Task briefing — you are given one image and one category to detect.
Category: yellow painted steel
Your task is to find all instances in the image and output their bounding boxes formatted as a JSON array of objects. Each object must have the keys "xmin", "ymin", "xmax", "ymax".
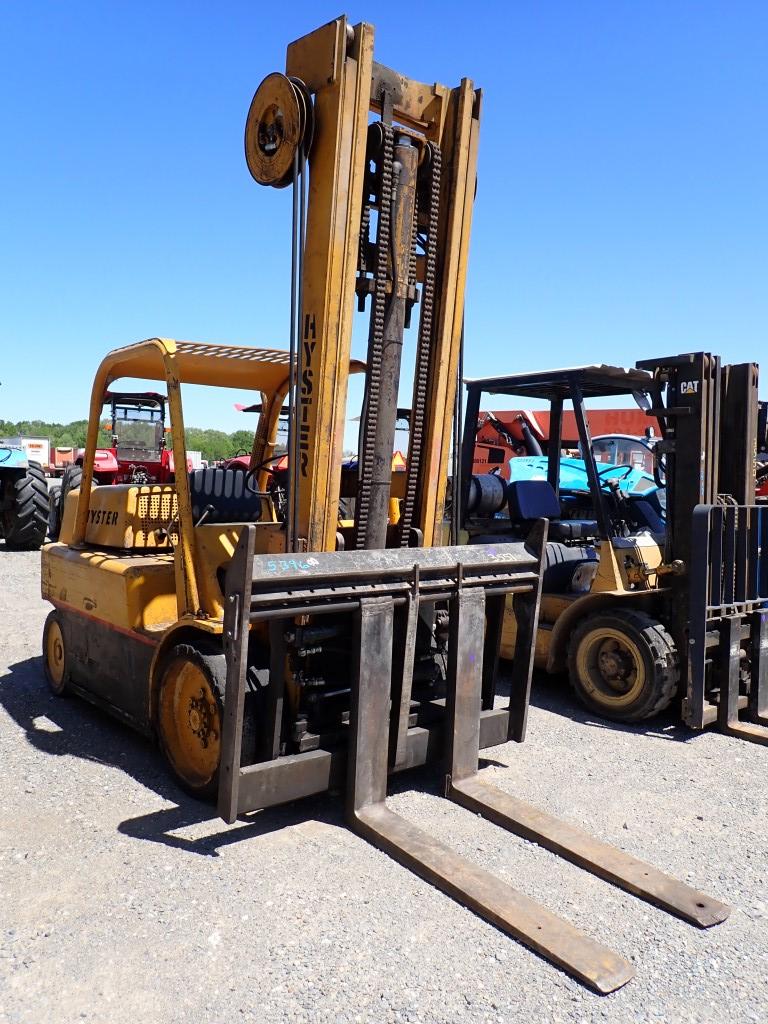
[
  {"xmin": 271, "ymin": 15, "xmax": 482, "ymax": 552},
  {"xmin": 499, "ymin": 552, "xmax": 667, "ymax": 671},
  {"xmin": 78, "ymin": 338, "xmax": 293, "ymax": 395},
  {"xmin": 71, "ymin": 337, "xmax": 296, "ymax": 617},
  {"xmin": 286, "ymin": 17, "xmax": 375, "ymax": 552},
  {"xmin": 250, "ymin": 382, "xmax": 290, "ymax": 491},
  {"xmin": 42, "ymin": 544, "xmax": 177, "ymax": 634},
  {"xmin": 589, "ymin": 541, "xmax": 626, "ymax": 593},
  {"xmin": 165, "ymin": 360, "xmax": 198, "ymax": 617},
  {"xmin": 193, "ymin": 522, "xmax": 285, "ymax": 621},
  {"xmin": 418, "ymin": 81, "xmax": 482, "ymax": 546},
  {"xmin": 60, "ymin": 484, "xmax": 178, "ymax": 549}
]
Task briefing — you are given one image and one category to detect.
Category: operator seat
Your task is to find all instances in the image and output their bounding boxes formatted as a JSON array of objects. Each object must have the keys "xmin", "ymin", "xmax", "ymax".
[
  {"xmin": 189, "ymin": 467, "xmax": 267, "ymax": 524},
  {"xmin": 507, "ymin": 479, "xmax": 599, "ymax": 541}
]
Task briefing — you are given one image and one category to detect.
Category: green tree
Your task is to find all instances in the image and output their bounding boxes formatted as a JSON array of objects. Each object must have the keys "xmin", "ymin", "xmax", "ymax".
[{"xmin": 1, "ymin": 415, "xmax": 262, "ymax": 464}]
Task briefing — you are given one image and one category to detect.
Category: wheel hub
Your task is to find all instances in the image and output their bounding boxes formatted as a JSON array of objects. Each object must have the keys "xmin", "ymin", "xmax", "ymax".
[
  {"xmin": 51, "ymin": 635, "xmax": 64, "ymax": 666},
  {"xmin": 598, "ymin": 645, "xmax": 633, "ymax": 683},
  {"xmin": 45, "ymin": 618, "xmax": 66, "ymax": 689},
  {"xmin": 187, "ymin": 688, "xmax": 217, "ymax": 748}
]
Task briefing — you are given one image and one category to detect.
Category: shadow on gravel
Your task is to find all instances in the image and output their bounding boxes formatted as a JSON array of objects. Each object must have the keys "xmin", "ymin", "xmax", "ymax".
[
  {"xmin": 0, "ymin": 654, "xmax": 429, "ymax": 859},
  {"xmin": 118, "ymin": 793, "xmax": 346, "ymax": 858},
  {"xmin": 1, "ymin": 655, "xmax": 169, "ymax": 783},
  {"xmin": 523, "ymin": 667, "xmax": 700, "ymax": 743},
  {"xmin": 0, "ymin": 653, "xmax": 700, "ymax": 866},
  {"xmin": 121, "ymin": 758, "xmax": 464, "ymax": 858}
]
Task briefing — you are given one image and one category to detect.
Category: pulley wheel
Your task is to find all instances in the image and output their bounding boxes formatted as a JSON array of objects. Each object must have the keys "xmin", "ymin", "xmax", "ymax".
[
  {"xmin": 289, "ymin": 76, "xmax": 315, "ymax": 160},
  {"xmin": 245, "ymin": 72, "xmax": 305, "ymax": 187}
]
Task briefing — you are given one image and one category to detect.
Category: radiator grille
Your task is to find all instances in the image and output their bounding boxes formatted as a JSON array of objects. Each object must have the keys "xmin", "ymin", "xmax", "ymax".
[{"xmin": 136, "ymin": 491, "xmax": 178, "ymax": 545}]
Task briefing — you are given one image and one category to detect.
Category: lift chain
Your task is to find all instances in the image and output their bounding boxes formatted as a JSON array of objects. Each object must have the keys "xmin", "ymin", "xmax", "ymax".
[
  {"xmin": 355, "ymin": 123, "xmax": 395, "ymax": 548},
  {"xmin": 358, "ymin": 201, "xmax": 371, "ymax": 275},
  {"xmin": 397, "ymin": 142, "xmax": 442, "ymax": 546}
]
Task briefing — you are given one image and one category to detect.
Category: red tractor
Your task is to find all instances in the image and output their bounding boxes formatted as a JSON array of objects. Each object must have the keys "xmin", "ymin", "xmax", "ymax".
[
  {"xmin": 83, "ymin": 392, "xmax": 183, "ymax": 484},
  {"xmin": 48, "ymin": 392, "xmax": 190, "ymax": 539}
]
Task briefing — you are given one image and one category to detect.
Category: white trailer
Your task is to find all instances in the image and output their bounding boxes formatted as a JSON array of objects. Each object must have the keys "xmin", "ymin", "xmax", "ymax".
[
  {"xmin": 4, "ymin": 436, "xmax": 51, "ymax": 474},
  {"xmin": 187, "ymin": 449, "xmax": 203, "ymax": 470}
]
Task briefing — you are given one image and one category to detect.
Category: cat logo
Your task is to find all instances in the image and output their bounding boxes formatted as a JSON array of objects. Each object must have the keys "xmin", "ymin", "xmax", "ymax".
[{"xmin": 680, "ymin": 380, "xmax": 699, "ymax": 395}]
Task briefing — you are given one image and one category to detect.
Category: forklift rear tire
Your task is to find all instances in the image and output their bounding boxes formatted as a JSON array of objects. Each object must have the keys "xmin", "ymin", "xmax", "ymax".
[
  {"xmin": 42, "ymin": 610, "xmax": 71, "ymax": 696},
  {"xmin": 156, "ymin": 642, "xmax": 257, "ymax": 801},
  {"xmin": 568, "ymin": 609, "xmax": 679, "ymax": 722}
]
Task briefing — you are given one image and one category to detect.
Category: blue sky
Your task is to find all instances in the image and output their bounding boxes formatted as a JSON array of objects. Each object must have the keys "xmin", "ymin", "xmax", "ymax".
[{"xmin": 1, "ymin": 2, "xmax": 766, "ymax": 438}]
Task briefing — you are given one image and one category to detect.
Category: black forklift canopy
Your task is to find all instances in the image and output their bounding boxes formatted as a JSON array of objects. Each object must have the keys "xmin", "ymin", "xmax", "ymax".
[
  {"xmin": 465, "ymin": 364, "xmax": 654, "ymax": 401},
  {"xmin": 461, "ymin": 364, "xmax": 658, "ymax": 543}
]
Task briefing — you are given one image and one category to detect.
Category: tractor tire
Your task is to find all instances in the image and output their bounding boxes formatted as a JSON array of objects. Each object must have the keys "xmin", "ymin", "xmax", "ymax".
[
  {"xmin": 60, "ymin": 464, "xmax": 83, "ymax": 502},
  {"xmin": 42, "ymin": 610, "xmax": 71, "ymax": 696},
  {"xmin": 568, "ymin": 608, "xmax": 679, "ymax": 722},
  {"xmin": 1, "ymin": 461, "xmax": 48, "ymax": 550},
  {"xmin": 47, "ymin": 484, "xmax": 63, "ymax": 540},
  {"xmin": 156, "ymin": 642, "xmax": 257, "ymax": 801},
  {"xmin": 48, "ymin": 465, "xmax": 87, "ymax": 541}
]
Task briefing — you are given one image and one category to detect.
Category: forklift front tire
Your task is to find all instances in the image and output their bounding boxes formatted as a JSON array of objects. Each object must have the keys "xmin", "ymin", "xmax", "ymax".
[
  {"xmin": 157, "ymin": 642, "xmax": 259, "ymax": 800},
  {"xmin": 157, "ymin": 643, "xmax": 227, "ymax": 800},
  {"xmin": 568, "ymin": 609, "xmax": 679, "ymax": 722}
]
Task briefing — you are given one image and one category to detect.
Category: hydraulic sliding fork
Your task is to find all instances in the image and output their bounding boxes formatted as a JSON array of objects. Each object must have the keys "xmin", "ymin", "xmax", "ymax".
[{"xmin": 229, "ymin": 16, "xmax": 728, "ymax": 993}]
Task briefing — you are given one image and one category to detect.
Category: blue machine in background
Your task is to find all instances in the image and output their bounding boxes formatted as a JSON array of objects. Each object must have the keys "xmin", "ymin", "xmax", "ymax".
[
  {"xmin": 0, "ymin": 441, "xmax": 48, "ymax": 550},
  {"xmin": 507, "ymin": 454, "xmax": 662, "ymax": 502}
]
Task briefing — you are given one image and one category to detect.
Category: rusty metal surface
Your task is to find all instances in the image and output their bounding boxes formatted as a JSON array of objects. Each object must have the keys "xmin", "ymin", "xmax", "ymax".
[
  {"xmin": 218, "ymin": 526, "xmax": 255, "ymax": 824},
  {"xmin": 441, "ymin": 565, "xmax": 730, "ymax": 929},
  {"xmin": 722, "ymin": 720, "xmax": 768, "ymax": 745},
  {"xmin": 505, "ymin": 519, "xmax": 548, "ymax": 741},
  {"xmin": 219, "ymin": 518, "xmax": 727, "ymax": 994},
  {"xmin": 450, "ymin": 776, "xmax": 730, "ymax": 928},
  {"xmin": 345, "ymin": 593, "xmax": 634, "ymax": 994},
  {"xmin": 229, "ymin": 708, "xmax": 510, "ymax": 817},
  {"xmin": 688, "ymin": 504, "xmax": 768, "ymax": 735},
  {"xmin": 354, "ymin": 803, "xmax": 635, "ymax": 995},
  {"xmin": 444, "ymin": 587, "xmax": 486, "ymax": 784},
  {"xmin": 389, "ymin": 585, "xmax": 420, "ymax": 770}
]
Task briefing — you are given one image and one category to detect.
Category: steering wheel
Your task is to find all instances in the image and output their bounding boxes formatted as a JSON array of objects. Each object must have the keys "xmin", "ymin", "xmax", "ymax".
[
  {"xmin": 596, "ymin": 463, "xmax": 634, "ymax": 490},
  {"xmin": 243, "ymin": 453, "xmax": 286, "ymax": 493}
]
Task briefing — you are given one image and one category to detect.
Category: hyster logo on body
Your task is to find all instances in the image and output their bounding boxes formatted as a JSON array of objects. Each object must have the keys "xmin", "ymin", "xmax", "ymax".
[
  {"xmin": 680, "ymin": 380, "xmax": 699, "ymax": 395},
  {"xmin": 88, "ymin": 508, "xmax": 119, "ymax": 526}
]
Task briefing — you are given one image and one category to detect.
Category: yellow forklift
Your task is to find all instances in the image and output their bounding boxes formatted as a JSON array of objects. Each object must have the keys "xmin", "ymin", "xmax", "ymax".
[{"xmin": 41, "ymin": 16, "xmax": 728, "ymax": 993}]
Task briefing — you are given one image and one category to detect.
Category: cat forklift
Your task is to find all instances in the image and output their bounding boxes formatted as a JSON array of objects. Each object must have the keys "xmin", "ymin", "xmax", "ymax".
[
  {"xmin": 41, "ymin": 16, "xmax": 728, "ymax": 993},
  {"xmin": 461, "ymin": 355, "xmax": 768, "ymax": 743}
]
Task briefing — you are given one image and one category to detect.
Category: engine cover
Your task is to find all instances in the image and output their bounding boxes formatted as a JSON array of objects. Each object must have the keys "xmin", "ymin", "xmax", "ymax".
[{"xmin": 60, "ymin": 484, "xmax": 178, "ymax": 549}]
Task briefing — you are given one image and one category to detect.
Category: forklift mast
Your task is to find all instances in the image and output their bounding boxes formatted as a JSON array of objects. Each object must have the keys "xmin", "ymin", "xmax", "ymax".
[
  {"xmin": 637, "ymin": 353, "xmax": 767, "ymax": 738},
  {"xmin": 245, "ymin": 18, "xmax": 478, "ymax": 555},
  {"xmin": 637, "ymin": 353, "xmax": 758, "ymax": 561}
]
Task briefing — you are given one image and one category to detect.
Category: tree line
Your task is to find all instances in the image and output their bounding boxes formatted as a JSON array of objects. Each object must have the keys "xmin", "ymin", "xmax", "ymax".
[{"xmin": 0, "ymin": 419, "xmax": 264, "ymax": 464}]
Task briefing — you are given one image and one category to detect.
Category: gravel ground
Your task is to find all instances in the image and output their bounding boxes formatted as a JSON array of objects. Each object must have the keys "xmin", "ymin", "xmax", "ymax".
[{"xmin": 1, "ymin": 546, "xmax": 766, "ymax": 1024}]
